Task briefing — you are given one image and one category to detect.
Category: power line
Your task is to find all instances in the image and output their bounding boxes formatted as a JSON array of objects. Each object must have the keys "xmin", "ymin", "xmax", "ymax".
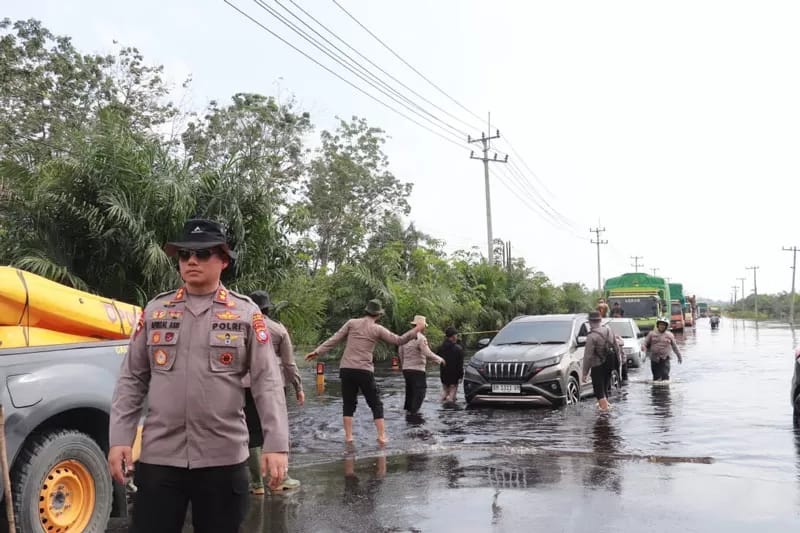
[
  {"xmin": 223, "ymin": 1, "xmax": 471, "ymax": 152},
  {"xmin": 281, "ymin": 0, "xmax": 484, "ymax": 133},
  {"xmin": 330, "ymin": 0, "xmax": 485, "ymax": 124},
  {"xmin": 249, "ymin": 0, "xmax": 470, "ymax": 142},
  {"xmin": 630, "ymin": 256, "xmax": 644, "ymax": 272}
]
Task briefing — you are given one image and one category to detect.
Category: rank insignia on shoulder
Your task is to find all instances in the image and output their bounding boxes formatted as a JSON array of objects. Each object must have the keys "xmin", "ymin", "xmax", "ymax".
[
  {"xmin": 252, "ymin": 313, "xmax": 269, "ymax": 344},
  {"xmin": 216, "ymin": 311, "xmax": 240, "ymax": 320}
]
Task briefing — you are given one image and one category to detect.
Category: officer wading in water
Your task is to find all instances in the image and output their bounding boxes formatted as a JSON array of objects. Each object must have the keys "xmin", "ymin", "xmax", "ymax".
[
  {"xmin": 244, "ymin": 290, "xmax": 303, "ymax": 494},
  {"xmin": 642, "ymin": 316, "xmax": 683, "ymax": 383},
  {"xmin": 305, "ymin": 299, "xmax": 422, "ymax": 444},
  {"xmin": 108, "ymin": 219, "xmax": 290, "ymax": 533}
]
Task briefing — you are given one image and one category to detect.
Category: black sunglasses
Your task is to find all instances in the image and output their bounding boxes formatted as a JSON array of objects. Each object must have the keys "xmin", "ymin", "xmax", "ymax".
[{"xmin": 177, "ymin": 248, "xmax": 217, "ymax": 261}]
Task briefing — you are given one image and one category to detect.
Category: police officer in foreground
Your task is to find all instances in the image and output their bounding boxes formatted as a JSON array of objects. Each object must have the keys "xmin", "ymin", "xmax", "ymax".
[
  {"xmin": 245, "ymin": 290, "xmax": 303, "ymax": 494},
  {"xmin": 108, "ymin": 219, "xmax": 289, "ymax": 533}
]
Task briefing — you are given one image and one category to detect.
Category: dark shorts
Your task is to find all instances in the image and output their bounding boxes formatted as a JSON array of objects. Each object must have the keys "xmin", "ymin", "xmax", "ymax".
[
  {"xmin": 340, "ymin": 368, "xmax": 384, "ymax": 419},
  {"xmin": 591, "ymin": 364, "xmax": 610, "ymax": 400}
]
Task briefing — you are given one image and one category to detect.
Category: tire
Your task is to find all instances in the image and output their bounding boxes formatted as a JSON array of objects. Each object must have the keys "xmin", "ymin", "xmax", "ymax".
[
  {"xmin": 565, "ymin": 375, "xmax": 580, "ymax": 405},
  {"xmin": 609, "ymin": 369, "xmax": 621, "ymax": 392},
  {"xmin": 10, "ymin": 429, "xmax": 112, "ymax": 533}
]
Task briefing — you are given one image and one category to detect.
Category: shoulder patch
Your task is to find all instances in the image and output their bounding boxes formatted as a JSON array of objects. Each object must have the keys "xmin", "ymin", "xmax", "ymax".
[
  {"xmin": 252, "ymin": 313, "xmax": 270, "ymax": 344},
  {"xmin": 153, "ymin": 288, "xmax": 178, "ymax": 300}
]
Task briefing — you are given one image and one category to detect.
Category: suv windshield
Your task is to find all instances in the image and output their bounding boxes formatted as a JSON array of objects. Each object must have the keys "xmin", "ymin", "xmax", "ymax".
[
  {"xmin": 608, "ymin": 297, "xmax": 657, "ymax": 318},
  {"xmin": 606, "ymin": 321, "xmax": 634, "ymax": 338},
  {"xmin": 492, "ymin": 320, "xmax": 573, "ymax": 345}
]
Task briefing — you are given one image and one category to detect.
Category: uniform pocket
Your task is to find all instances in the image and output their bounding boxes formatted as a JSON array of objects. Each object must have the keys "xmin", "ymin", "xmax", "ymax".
[
  {"xmin": 209, "ymin": 330, "xmax": 245, "ymax": 373},
  {"xmin": 147, "ymin": 330, "xmax": 178, "ymax": 371}
]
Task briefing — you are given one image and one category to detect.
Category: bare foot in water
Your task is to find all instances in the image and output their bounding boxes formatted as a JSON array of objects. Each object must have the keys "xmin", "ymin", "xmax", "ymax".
[{"xmin": 376, "ymin": 434, "xmax": 388, "ymax": 446}]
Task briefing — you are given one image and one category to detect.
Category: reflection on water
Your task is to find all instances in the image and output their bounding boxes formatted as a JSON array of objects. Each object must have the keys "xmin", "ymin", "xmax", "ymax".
[{"xmin": 585, "ymin": 415, "xmax": 622, "ymax": 494}]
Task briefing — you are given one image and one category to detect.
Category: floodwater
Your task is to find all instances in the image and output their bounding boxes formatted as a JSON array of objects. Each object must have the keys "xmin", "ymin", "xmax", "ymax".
[{"xmin": 109, "ymin": 318, "xmax": 800, "ymax": 532}]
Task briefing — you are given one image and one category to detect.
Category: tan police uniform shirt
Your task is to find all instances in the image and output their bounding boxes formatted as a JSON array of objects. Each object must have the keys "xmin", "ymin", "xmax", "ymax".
[
  {"xmin": 398, "ymin": 333, "xmax": 445, "ymax": 372},
  {"xmin": 314, "ymin": 316, "xmax": 417, "ymax": 372},
  {"xmin": 242, "ymin": 316, "xmax": 302, "ymax": 393},
  {"xmin": 109, "ymin": 285, "xmax": 289, "ymax": 469}
]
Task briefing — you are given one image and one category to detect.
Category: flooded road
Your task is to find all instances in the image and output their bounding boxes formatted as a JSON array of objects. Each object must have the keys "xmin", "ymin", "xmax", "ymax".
[{"xmin": 109, "ymin": 318, "xmax": 800, "ymax": 532}]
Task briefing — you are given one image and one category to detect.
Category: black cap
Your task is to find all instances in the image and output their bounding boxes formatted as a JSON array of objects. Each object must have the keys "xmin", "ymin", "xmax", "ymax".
[
  {"xmin": 164, "ymin": 219, "xmax": 237, "ymax": 259},
  {"xmin": 588, "ymin": 311, "xmax": 602, "ymax": 321},
  {"xmin": 445, "ymin": 326, "xmax": 458, "ymax": 337}
]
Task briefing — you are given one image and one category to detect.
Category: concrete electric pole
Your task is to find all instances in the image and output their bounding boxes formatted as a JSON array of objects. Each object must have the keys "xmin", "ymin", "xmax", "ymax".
[
  {"xmin": 630, "ymin": 256, "xmax": 644, "ymax": 273},
  {"xmin": 783, "ymin": 246, "xmax": 798, "ymax": 323},
  {"xmin": 590, "ymin": 226, "xmax": 607, "ymax": 292},
  {"xmin": 746, "ymin": 266, "xmax": 760, "ymax": 317},
  {"xmin": 468, "ymin": 112, "xmax": 507, "ymax": 264}
]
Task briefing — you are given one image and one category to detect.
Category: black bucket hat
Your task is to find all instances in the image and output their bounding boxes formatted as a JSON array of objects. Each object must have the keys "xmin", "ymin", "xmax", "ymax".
[
  {"xmin": 364, "ymin": 299, "xmax": 385, "ymax": 316},
  {"xmin": 164, "ymin": 218, "xmax": 237, "ymax": 260},
  {"xmin": 249, "ymin": 290, "xmax": 275, "ymax": 313}
]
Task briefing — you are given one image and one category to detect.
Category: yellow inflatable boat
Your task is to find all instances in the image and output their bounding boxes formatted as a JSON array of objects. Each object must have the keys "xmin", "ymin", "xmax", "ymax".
[
  {"xmin": 0, "ymin": 266, "xmax": 141, "ymax": 344},
  {"xmin": 0, "ymin": 326, "xmax": 99, "ymax": 349}
]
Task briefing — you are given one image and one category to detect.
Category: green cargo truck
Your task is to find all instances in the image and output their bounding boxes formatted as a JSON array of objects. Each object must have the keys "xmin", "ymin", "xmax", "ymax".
[
  {"xmin": 604, "ymin": 273, "xmax": 671, "ymax": 332},
  {"xmin": 697, "ymin": 302, "xmax": 709, "ymax": 317}
]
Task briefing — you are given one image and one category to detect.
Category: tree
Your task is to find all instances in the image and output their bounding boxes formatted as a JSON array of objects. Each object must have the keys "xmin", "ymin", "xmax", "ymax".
[{"xmin": 303, "ymin": 117, "xmax": 412, "ymax": 273}]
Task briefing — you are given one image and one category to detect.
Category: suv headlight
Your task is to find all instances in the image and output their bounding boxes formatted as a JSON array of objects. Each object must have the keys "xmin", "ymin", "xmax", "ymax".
[
  {"xmin": 468, "ymin": 358, "xmax": 485, "ymax": 371},
  {"xmin": 534, "ymin": 355, "xmax": 563, "ymax": 369}
]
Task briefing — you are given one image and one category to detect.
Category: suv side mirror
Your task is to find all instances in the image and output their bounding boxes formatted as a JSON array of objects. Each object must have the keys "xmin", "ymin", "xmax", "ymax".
[
  {"xmin": 576, "ymin": 336, "xmax": 587, "ymax": 347},
  {"xmin": 477, "ymin": 338, "xmax": 490, "ymax": 348},
  {"xmin": 637, "ymin": 331, "xmax": 645, "ymax": 338}
]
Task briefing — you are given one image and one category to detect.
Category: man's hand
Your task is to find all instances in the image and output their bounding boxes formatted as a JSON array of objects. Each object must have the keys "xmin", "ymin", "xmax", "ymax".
[
  {"xmin": 262, "ymin": 452, "xmax": 289, "ymax": 490},
  {"xmin": 677, "ymin": 356, "xmax": 683, "ymax": 364},
  {"xmin": 108, "ymin": 445, "xmax": 133, "ymax": 485},
  {"xmin": 296, "ymin": 389, "xmax": 305, "ymax": 406},
  {"xmin": 582, "ymin": 374, "xmax": 590, "ymax": 384},
  {"xmin": 304, "ymin": 351, "xmax": 318, "ymax": 361}
]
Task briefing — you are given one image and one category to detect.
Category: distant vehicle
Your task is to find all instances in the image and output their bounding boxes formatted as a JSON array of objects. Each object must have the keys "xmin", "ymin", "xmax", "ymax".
[
  {"xmin": 670, "ymin": 300, "xmax": 685, "ymax": 332},
  {"xmin": 792, "ymin": 347, "xmax": 800, "ymax": 426},
  {"xmin": 697, "ymin": 303, "xmax": 709, "ymax": 318},
  {"xmin": 465, "ymin": 314, "xmax": 595, "ymax": 407},
  {"xmin": 709, "ymin": 305, "xmax": 721, "ymax": 316},
  {"xmin": 604, "ymin": 317, "xmax": 646, "ymax": 368},
  {"xmin": 604, "ymin": 273, "xmax": 670, "ymax": 332},
  {"xmin": 710, "ymin": 315, "xmax": 720, "ymax": 329}
]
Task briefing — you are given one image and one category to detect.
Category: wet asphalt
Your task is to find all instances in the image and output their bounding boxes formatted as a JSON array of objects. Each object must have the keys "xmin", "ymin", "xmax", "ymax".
[{"xmin": 108, "ymin": 318, "xmax": 800, "ymax": 532}]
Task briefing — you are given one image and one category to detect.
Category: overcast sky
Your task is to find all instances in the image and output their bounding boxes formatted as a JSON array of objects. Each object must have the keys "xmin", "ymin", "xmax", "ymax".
[{"xmin": 7, "ymin": 0, "xmax": 799, "ymax": 302}]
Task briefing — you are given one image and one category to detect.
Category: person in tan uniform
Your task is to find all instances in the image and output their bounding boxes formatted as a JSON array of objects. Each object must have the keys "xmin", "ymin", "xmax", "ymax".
[
  {"xmin": 398, "ymin": 315, "xmax": 445, "ymax": 415},
  {"xmin": 245, "ymin": 290, "xmax": 303, "ymax": 494},
  {"xmin": 108, "ymin": 219, "xmax": 290, "ymax": 533},
  {"xmin": 305, "ymin": 299, "xmax": 422, "ymax": 444}
]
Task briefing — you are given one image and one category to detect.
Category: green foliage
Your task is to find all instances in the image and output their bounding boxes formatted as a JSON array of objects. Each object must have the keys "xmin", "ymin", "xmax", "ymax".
[{"xmin": 0, "ymin": 19, "xmax": 599, "ymax": 353}]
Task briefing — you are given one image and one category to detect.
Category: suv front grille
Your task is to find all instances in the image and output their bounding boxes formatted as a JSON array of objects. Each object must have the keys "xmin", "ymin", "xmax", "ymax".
[{"xmin": 486, "ymin": 362, "xmax": 529, "ymax": 380}]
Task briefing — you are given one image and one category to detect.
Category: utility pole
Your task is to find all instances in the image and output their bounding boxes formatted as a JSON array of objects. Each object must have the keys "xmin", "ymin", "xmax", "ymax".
[
  {"xmin": 783, "ymin": 246, "xmax": 798, "ymax": 323},
  {"xmin": 505, "ymin": 241, "xmax": 512, "ymax": 273},
  {"xmin": 737, "ymin": 277, "xmax": 746, "ymax": 301},
  {"xmin": 630, "ymin": 256, "xmax": 644, "ymax": 273},
  {"xmin": 746, "ymin": 266, "xmax": 759, "ymax": 317},
  {"xmin": 731, "ymin": 285, "xmax": 738, "ymax": 305},
  {"xmin": 590, "ymin": 226, "xmax": 607, "ymax": 292},
  {"xmin": 468, "ymin": 112, "xmax": 507, "ymax": 264},
  {"xmin": 651, "ymin": 268, "xmax": 659, "ymax": 277}
]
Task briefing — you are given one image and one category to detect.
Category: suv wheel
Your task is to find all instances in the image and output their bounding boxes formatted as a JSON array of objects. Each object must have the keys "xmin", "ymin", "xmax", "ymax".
[
  {"xmin": 565, "ymin": 376, "xmax": 580, "ymax": 405},
  {"xmin": 609, "ymin": 369, "xmax": 621, "ymax": 391}
]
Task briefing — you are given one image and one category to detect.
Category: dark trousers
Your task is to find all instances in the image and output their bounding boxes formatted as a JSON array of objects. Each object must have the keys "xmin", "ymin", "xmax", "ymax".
[
  {"xmin": 130, "ymin": 461, "xmax": 249, "ymax": 533},
  {"xmin": 651, "ymin": 358, "xmax": 671, "ymax": 381},
  {"xmin": 340, "ymin": 368, "xmax": 384, "ymax": 419},
  {"xmin": 402, "ymin": 370, "xmax": 427, "ymax": 413},
  {"xmin": 591, "ymin": 364, "xmax": 610, "ymax": 400},
  {"xmin": 244, "ymin": 387, "xmax": 263, "ymax": 448}
]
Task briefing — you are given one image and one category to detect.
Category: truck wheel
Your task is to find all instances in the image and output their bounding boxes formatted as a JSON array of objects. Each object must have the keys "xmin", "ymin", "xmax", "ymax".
[{"xmin": 11, "ymin": 429, "xmax": 112, "ymax": 533}]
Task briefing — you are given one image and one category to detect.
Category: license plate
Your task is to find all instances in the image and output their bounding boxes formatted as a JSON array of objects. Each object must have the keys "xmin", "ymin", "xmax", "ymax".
[{"xmin": 491, "ymin": 384, "xmax": 521, "ymax": 394}]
